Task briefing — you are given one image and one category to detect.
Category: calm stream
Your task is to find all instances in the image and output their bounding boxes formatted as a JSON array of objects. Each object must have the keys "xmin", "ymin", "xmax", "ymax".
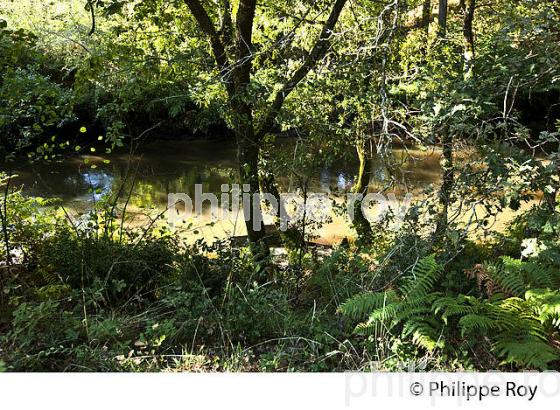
[{"xmin": 6, "ymin": 140, "xmax": 443, "ymax": 243}]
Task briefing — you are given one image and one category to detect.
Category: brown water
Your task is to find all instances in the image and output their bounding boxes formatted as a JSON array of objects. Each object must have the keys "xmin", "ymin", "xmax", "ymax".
[
  {"xmin": 7, "ymin": 140, "xmax": 442, "ymax": 208},
  {"xmin": 5, "ymin": 140, "xmax": 445, "ymax": 243}
]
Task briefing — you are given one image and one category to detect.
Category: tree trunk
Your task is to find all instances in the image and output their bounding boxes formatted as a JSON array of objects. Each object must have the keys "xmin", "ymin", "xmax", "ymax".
[
  {"xmin": 233, "ymin": 108, "xmax": 267, "ymax": 245},
  {"xmin": 0, "ymin": 172, "xmax": 11, "ymax": 265},
  {"xmin": 545, "ymin": 185, "xmax": 558, "ymax": 216},
  {"xmin": 435, "ymin": 0, "xmax": 453, "ymax": 237},
  {"xmin": 352, "ymin": 137, "xmax": 374, "ymax": 242},
  {"xmin": 544, "ymin": 141, "xmax": 559, "ymax": 215},
  {"xmin": 435, "ymin": 127, "xmax": 454, "ymax": 236},
  {"xmin": 438, "ymin": 0, "xmax": 448, "ymax": 35},
  {"xmin": 422, "ymin": 0, "xmax": 432, "ymax": 35},
  {"xmin": 231, "ymin": 0, "xmax": 269, "ymax": 250},
  {"xmin": 462, "ymin": 0, "xmax": 476, "ymax": 80}
]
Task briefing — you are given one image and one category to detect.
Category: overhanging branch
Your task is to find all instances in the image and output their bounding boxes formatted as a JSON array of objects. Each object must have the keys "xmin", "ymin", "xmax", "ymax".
[
  {"xmin": 184, "ymin": 0, "xmax": 234, "ymax": 94},
  {"xmin": 256, "ymin": 0, "xmax": 349, "ymax": 139}
]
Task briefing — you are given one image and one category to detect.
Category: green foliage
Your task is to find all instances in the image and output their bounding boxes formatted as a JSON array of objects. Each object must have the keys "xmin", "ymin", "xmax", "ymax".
[
  {"xmin": 526, "ymin": 289, "xmax": 560, "ymax": 328},
  {"xmin": 449, "ymin": 295, "xmax": 559, "ymax": 369},
  {"xmin": 303, "ymin": 246, "xmax": 381, "ymax": 308},
  {"xmin": 1, "ymin": 300, "xmax": 83, "ymax": 370},
  {"xmin": 0, "ymin": 178, "xmax": 63, "ymax": 265},
  {"xmin": 0, "ymin": 68, "xmax": 75, "ymax": 150},
  {"xmin": 37, "ymin": 227, "xmax": 178, "ymax": 304},
  {"xmin": 339, "ymin": 255, "xmax": 444, "ymax": 352},
  {"xmin": 0, "ymin": 189, "xmax": 324, "ymax": 371},
  {"xmin": 0, "ymin": 21, "xmax": 76, "ymax": 150},
  {"xmin": 340, "ymin": 252, "xmax": 560, "ymax": 369},
  {"xmin": 1, "ymin": 0, "xmax": 559, "ymax": 373},
  {"xmin": 338, "ymin": 290, "xmax": 399, "ymax": 321}
]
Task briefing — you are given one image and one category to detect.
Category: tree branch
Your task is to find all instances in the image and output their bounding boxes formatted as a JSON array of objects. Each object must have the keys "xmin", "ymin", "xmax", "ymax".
[
  {"xmin": 256, "ymin": 0, "xmax": 349, "ymax": 139},
  {"xmin": 183, "ymin": 0, "xmax": 233, "ymax": 94},
  {"xmin": 87, "ymin": 0, "xmax": 96, "ymax": 36},
  {"xmin": 219, "ymin": 0, "xmax": 234, "ymax": 49},
  {"xmin": 234, "ymin": 0, "xmax": 257, "ymax": 87}
]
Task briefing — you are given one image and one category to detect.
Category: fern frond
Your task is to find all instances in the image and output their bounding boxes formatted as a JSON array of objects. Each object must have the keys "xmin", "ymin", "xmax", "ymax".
[
  {"xmin": 338, "ymin": 290, "xmax": 399, "ymax": 320},
  {"xmin": 41, "ymin": 269, "xmax": 62, "ymax": 286},
  {"xmin": 521, "ymin": 261, "xmax": 555, "ymax": 289},
  {"xmin": 525, "ymin": 289, "xmax": 560, "ymax": 327},
  {"xmin": 354, "ymin": 321, "xmax": 380, "ymax": 335},
  {"xmin": 493, "ymin": 337, "xmax": 559, "ymax": 370},
  {"xmin": 458, "ymin": 314, "xmax": 495, "ymax": 335},
  {"xmin": 402, "ymin": 317, "xmax": 443, "ymax": 351},
  {"xmin": 491, "ymin": 298, "xmax": 548, "ymax": 339},
  {"xmin": 485, "ymin": 257, "xmax": 525, "ymax": 296},
  {"xmin": 433, "ymin": 295, "xmax": 477, "ymax": 323},
  {"xmin": 399, "ymin": 254, "xmax": 443, "ymax": 298},
  {"xmin": 365, "ymin": 296, "xmax": 429, "ymax": 325},
  {"xmin": 482, "ymin": 257, "xmax": 557, "ymax": 298}
]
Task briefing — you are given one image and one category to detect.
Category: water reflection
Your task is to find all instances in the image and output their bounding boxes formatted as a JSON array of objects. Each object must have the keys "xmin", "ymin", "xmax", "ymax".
[
  {"xmin": 3, "ymin": 140, "xmax": 442, "ymax": 211},
  {"xmin": 81, "ymin": 171, "xmax": 114, "ymax": 202}
]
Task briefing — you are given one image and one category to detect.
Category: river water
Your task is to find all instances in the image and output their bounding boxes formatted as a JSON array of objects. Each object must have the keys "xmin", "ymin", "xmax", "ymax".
[{"xmin": 5, "ymin": 139, "xmax": 444, "ymax": 244}]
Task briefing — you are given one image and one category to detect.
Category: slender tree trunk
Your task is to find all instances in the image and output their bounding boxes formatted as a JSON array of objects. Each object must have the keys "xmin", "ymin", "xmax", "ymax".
[
  {"xmin": 462, "ymin": 0, "xmax": 476, "ymax": 80},
  {"xmin": 435, "ymin": 126, "xmax": 454, "ymax": 236},
  {"xmin": 545, "ymin": 180, "xmax": 558, "ymax": 215},
  {"xmin": 544, "ymin": 141, "xmax": 559, "ymax": 215},
  {"xmin": 231, "ymin": 0, "xmax": 268, "ymax": 250},
  {"xmin": 438, "ymin": 0, "xmax": 448, "ymax": 35},
  {"xmin": 0, "ymin": 172, "xmax": 11, "ymax": 265},
  {"xmin": 352, "ymin": 136, "xmax": 374, "ymax": 242},
  {"xmin": 435, "ymin": 0, "xmax": 453, "ymax": 237},
  {"xmin": 421, "ymin": 0, "xmax": 433, "ymax": 56},
  {"xmin": 233, "ymin": 109, "xmax": 267, "ymax": 245},
  {"xmin": 422, "ymin": 0, "xmax": 432, "ymax": 35}
]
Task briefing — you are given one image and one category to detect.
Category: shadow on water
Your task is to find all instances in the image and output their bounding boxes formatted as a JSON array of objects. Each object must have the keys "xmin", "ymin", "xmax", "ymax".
[
  {"xmin": 5, "ymin": 140, "xmax": 443, "ymax": 211},
  {"xmin": 1, "ymin": 140, "xmax": 448, "ymax": 244}
]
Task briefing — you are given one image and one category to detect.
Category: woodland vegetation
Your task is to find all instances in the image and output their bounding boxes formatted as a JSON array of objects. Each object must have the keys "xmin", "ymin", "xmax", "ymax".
[{"xmin": 0, "ymin": 0, "xmax": 560, "ymax": 371}]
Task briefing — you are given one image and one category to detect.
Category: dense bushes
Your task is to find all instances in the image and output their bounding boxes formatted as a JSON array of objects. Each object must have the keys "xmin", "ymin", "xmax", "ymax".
[
  {"xmin": 1, "ymin": 179, "xmax": 558, "ymax": 371},
  {"xmin": 38, "ymin": 231, "xmax": 179, "ymax": 303},
  {"xmin": 0, "ymin": 0, "xmax": 559, "ymax": 373},
  {"xmin": 0, "ymin": 188, "xmax": 338, "ymax": 371},
  {"xmin": 0, "ymin": 5, "xmax": 225, "ymax": 152},
  {"xmin": 0, "ymin": 21, "xmax": 74, "ymax": 150},
  {"xmin": 338, "ymin": 205, "xmax": 560, "ymax": 371}
]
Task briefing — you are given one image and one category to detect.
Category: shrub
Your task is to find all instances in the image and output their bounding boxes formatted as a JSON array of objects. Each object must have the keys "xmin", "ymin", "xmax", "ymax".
[
  {"xmin": 38, "ymin": 230, "xmax": 179, "ymax": 305},
  {"xmin": 339, "ymin": 254, "xmax": 560, "ymax": 370}
]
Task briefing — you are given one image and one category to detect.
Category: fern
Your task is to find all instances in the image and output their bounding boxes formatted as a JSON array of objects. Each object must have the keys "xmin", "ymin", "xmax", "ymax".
[
  {"xmin": 40, "ymin": 269, "xmax": 62, "ymax": 286},
  {"xmin": 494, "ymin": 337, "xmax": 558, "ymax": 370},
  {"xmin": 457, "ymin": 296, "xmax": 559, "ymax": 368},
  {"xmin": 341, "ymin": 255, "xmax": 444, "ymax": 350},
  {"xmin": 399, "ymin": 254, "xmax": 443, "ymax": 298},
  {"xmin": 432, "ymin": 295, "xmax": 477, "ymax": 324},
  {"xmin": 486, "ymin": 258, "xmax": 525, "ymax": 296},
  {"xmin": 402, "ymin": 317, "xmax": 443, "ymax": 351},
  {"xmin": 521, "ymin": 261, "xmax": 556, "ymax": 289},
  {"xmin": 337, "ymin": 290, "xmax": 398, "ymax": 320},
  {"xmin": 340, "ymin": 253, "xmax": 560, "ymax": 369},
  {"xmin": 525, "ymin": 289, "xmax": 560, "ymax": 328},
  {"xmin": 358, "ymin": 295, "xmax": 437, "ymax": 332},
  {"xmin": 355, "ymin": 303, "xmax": 400, "ymax": 334},
  {"xmin": 483, "ymin": 257, "xmax": 556, "ymax": 297},
  {"xmin": 458, "ymin": 314, "xmax": 495, "ymax": 335}
]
